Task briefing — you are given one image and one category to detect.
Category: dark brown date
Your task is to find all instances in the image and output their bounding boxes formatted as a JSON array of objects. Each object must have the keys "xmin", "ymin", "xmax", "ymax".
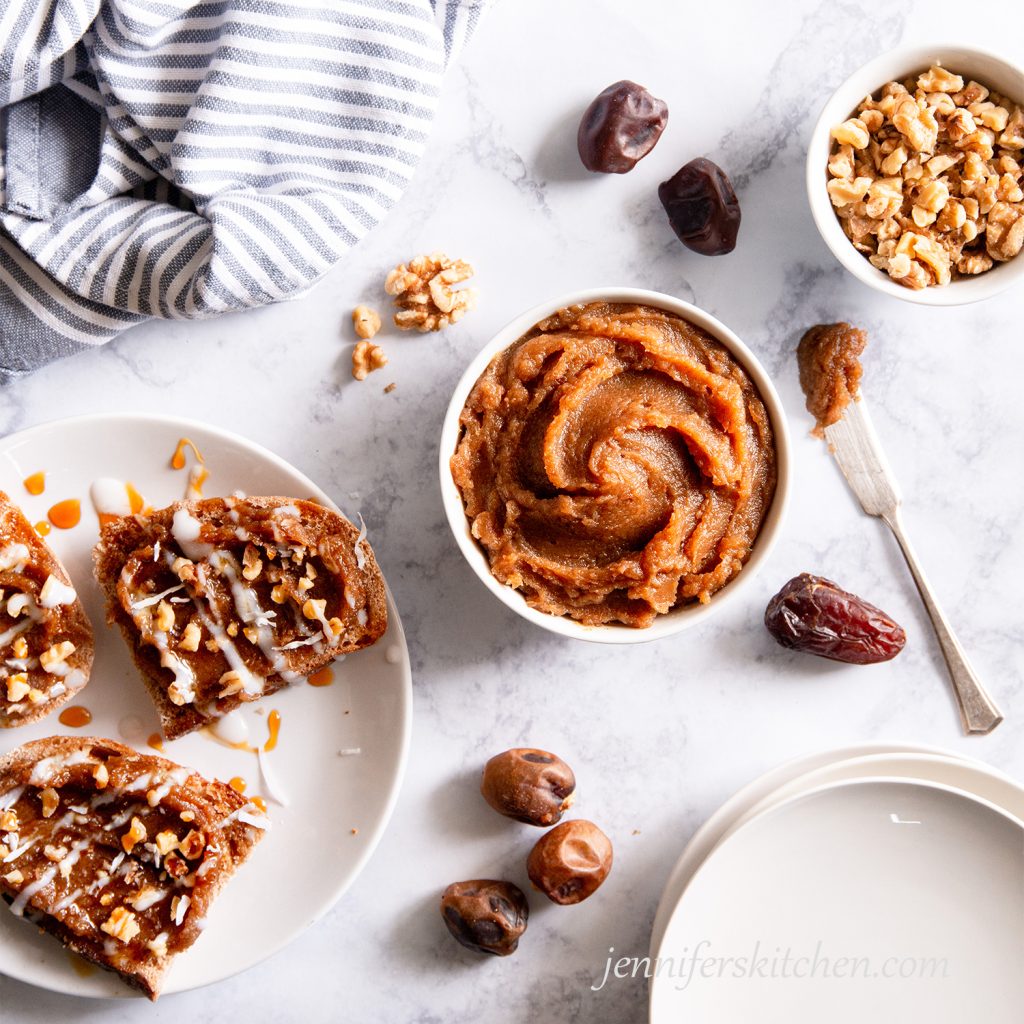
[
  {"xmin": 658, "ymin": 157, "xmax": 741, "ymax": 255},
  {"xmin": 577, "ymin": 80, "xmax": 668, "ymax": 174},
  {"xmin": 481, "ymin": 748, "xmax": 576, "ymax": 827},
  {"xmin": 440, "ymin": 879, "xmax": 529, "ymax": 956},
  {"xmin": 764, "ymin": 574, "xmax": 906, "ymax": 664}
]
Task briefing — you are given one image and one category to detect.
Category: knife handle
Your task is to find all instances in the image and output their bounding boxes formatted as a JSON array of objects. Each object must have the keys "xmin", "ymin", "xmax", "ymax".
[{"xmin": 882, "ymin": 508, "xmax": 1003, "ymax": 735}]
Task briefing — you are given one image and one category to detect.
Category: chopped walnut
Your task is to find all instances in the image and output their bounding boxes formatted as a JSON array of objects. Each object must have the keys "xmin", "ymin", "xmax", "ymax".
[
  {"xmin": 4, "ymin": 868, "xmax": 24, "ymax": 886},
  {"xmin": 0, "ymin": 809, "xmax": 18, "ymax": 831},
  {"xmin": 179, "ymin": 829, "xmax": 206, "ymax": 860},
  {"xmin": 241, "ymin": 544, "xmax": 262, "ymax": 581},
  {"xmin": 385, "ymin": 252, "xmax": 477, "ymax": 332},
  {"xmin": 155, "ymin": 830, "xmax": 179, "ymax": 856},
  {"xmin": 986, "ymin": 201, "xmax": 1024, "ymax": 260},
  {"xmin": 6, "ymin": 674, "xmax": 29, "ymax": 703},
  {"xmin": 101, "ymin": 906, "xmax": 141, "ymax": 944},
  {"xmin": 11, "ymin": 636, "xmax": 27, "ymax": 659},
  {"xmin": 154, "ymin": 600, "xmax": 175, "ymax": 632},
  {"xmin": 179, "ymin": 620, "xmax": 201, "ymax": 652},
  {"xmin": 40, "ymin": 788, "xmax": 59, "ymax": 818},
  {"xmin": 827, "ymin": 64, "xmax": 1024, "ymax": 287},
  {"xmin": 351, "ymin": 340, "xmax": 388, "ymax": 381},
  {"xmin": 39, "ymin": 640, "xmax": 75, "ymax": 672},
  {"xmin": 121, "ymin": 816, "xmax": 147, "ymax": 854},
  {"xmin": 351, "ymin": 305, "xmax": 381, "ymax": 339},
  {"xmin": 93, "ymin": 763, "xmax": 109, "ymax": 789}
]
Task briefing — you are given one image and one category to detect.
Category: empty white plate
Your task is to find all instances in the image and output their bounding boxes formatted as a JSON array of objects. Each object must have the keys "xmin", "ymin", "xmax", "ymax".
[
  {"xmin": 651, "ymin": 778, "xmax": 1024, "ymax": 1024},
  {"xmin": 648, "ymin": 743, "xmax": 949, "ymax": 958}
]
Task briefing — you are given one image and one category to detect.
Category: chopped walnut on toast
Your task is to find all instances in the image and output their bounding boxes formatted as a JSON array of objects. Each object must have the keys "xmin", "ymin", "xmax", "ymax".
[
  {"xmin": 0, "ymin": 736, "xmax": 266, "ymax": 999},
  {"xmin": 0, "ymin": 491, "xmax": 94, "ymax": 727},
  {"xmin": 93, "ymin": 497, "xmax": 386, "ymax": 739}
]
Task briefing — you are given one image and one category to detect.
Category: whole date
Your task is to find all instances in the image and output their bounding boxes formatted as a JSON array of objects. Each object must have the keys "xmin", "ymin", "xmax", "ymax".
[{"xmin": 764, "ymin": 574, "xmax": 906, "ymax": 664}]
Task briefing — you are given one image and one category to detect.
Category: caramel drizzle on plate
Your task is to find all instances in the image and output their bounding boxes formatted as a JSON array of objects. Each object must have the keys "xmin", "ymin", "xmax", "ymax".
[
  {"xmin": 170, "ymin": 438, "xmax": 208, "ymax": 498},
  {"xmin": 47, "ymin": 499, "xmax": 81, "ymax": 530},
  {"xmin": 307, "ymin": 666, "xmax": 334, "ymax": 687},
  {"xmin": 23, "ymin": 471, "xmax": 46, "ymax": 496},
  {"xmin": 58, "ymin": 706, "xmax": 92, "ymax": 729}
]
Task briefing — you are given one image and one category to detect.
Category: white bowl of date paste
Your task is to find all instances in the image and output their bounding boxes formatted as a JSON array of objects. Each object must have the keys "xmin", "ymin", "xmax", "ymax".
[
  {"xmin": 807, "ymin": 43, "xmax": 1024, "ymax": 305},
  {"xmin": 438, "ymin": 287, "xmax": 792, "ymax": 645}
]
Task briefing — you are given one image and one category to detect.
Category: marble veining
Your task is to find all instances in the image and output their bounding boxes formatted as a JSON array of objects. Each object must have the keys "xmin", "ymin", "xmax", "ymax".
[{"xmin": 1, "ymin": 1, "xmax": 1023, "ymax": 1021}]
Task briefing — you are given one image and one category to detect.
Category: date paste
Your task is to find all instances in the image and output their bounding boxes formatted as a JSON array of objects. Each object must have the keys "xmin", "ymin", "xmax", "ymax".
[{"xmin": 450, "ymin": 302, "xmax": 777, "ymax": 627}]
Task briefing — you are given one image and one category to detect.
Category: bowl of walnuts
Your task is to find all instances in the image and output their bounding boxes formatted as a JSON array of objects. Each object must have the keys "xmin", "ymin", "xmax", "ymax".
[{"xmin": 807, "ymin": 43, "xmax": 1024, "ymax": 305}]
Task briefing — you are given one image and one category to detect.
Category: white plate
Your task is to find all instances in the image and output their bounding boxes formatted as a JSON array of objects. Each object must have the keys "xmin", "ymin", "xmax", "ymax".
[
  {"xmin": 648, "ymin": 743, "xmax": 949, "ymax": 959},
  {"xmin": 720, "ymin": 751, "xmax": 1024, "ymax": 846},
  {"xmin": 650, "ymin": 778, "xmax": 1024, "ymax": 1024},
  {"xmin": 0, "ymin": 413, "xmax": 412, "ymax": 998}
]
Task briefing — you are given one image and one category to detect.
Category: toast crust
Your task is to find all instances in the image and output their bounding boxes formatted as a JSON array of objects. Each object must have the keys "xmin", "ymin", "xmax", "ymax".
[
  {"xmin": 0, "ymin": 735, "xmax": 266, "ymax": 999},
  {"xmin": 94, "ymin": 496, "xmax": 387, "ymax": 739},
  {"xmin": 0, "ymin": 491, "xmax": 94, "ymax": 727}
]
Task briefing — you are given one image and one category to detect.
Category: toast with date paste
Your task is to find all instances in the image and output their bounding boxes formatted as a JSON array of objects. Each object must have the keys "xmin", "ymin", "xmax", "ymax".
[
  {"xmin": 0, "ymin": 491, "xmax": 94, "ymax": 727},
  {"xmin": 93, "ymin": 496, "xmax": 387, "ymax": 739},
  {"xmin": 0, "ymin": 735, "xmax": 266, "ymax": 999}
]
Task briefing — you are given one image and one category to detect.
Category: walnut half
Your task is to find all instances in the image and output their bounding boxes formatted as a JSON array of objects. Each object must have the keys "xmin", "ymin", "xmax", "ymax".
[{"xmin": 384, "ymin": 253, "xmax": 477, "ymax": 332}]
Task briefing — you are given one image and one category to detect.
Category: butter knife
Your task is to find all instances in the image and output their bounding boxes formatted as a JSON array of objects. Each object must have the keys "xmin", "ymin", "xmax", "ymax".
[{"xmin": 824, "ymin": 398, "xmax": 1003, "ymax": 735}]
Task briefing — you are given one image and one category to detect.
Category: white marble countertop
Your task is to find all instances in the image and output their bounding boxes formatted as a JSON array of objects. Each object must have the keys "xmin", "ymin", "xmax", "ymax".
[{"xmin": 2, "ymin": 1, "xmax": 1023, "ymax": 1021}]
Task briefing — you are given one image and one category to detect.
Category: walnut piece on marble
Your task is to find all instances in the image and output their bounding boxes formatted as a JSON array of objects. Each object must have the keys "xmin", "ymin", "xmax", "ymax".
[
  {"xmin": 384, "ymin": 253, "xmax": 477, "ymax": 332},
  {"xmin": 827, "ymin": 64, "xmax": 1024, "ymax": 288},
  {"xmin": 352, "ymin": 340, "xmax": 388, "ymax": 381},
  {"xmin": 351, "ymin": 305, "xmax": 381, "ymax": 340}
]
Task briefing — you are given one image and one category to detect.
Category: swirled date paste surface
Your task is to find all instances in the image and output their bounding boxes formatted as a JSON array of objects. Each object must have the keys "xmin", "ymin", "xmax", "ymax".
[{"xmin": 450, "ymin": 302, "xmax": 777, "ymax": 627}]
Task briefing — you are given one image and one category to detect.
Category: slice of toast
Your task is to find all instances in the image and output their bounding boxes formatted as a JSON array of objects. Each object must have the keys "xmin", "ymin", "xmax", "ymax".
[
  {"xmin": 0, "ymin": 735, "xmax": 266, "ymax": 999},
  {"xmin": 0, "ymin": 492, "xmax": 94, "ymax": 727},
  {"xmin": 94, "ymin": 496, "xmax": 387, "ymax": 739}
]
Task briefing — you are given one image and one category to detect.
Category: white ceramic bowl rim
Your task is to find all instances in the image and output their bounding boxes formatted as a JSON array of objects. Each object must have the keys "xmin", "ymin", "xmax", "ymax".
[
  {"xmin": 806, "ymin": 42, "xmax": 1024, "ymax": 306},
  {"xmin": 438, "ymin": 287, "xmax": 792, "ymax": 645}
]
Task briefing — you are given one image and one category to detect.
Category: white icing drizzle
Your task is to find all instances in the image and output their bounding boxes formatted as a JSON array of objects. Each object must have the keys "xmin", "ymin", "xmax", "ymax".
[
  {"xmin": 29, "ymin": 750, "xmax": 90, "ymax": 787},
  {"xmin": 220, "ymin": 801, "xmax": 271, "ymax": 830},
  {"xmin": 129, "ymin": 582, "xmax": 185, "ymax": 610},
  {"xmin": 0, "ymin": 786, "xmax": 25, "ymax": 811},
  {"xmin": 0, "ymin": 544, "xmax": 30, "ymax": 572},
  {"xmin": 38, "ymin": 575, "xmax": 77, "ymax": 608},
  {"xmin": 354, "ymin": 515, "xmax": 369, "ymax": 570},
  {"xmin": 0, "ymin": 609, "xmax": 40, "ymax": 651},
  {"xmin": 133, "ymin": 887, "xmax": 168, "ymax": 912},
  {"xmin": 52, "ymin": 887, "xmax": 83, "ymax": 914},
  {"xmin": 210, "ymin": 710, "xmax": 248, "ymax": 746},
  {"xmin": 208, "ymin": 550, "xmax": 297, "ymax": 687},
  {"xmin": 2, "ymin": 837, "xmax": 36, "ymax": 863},
  {"xmin": 10, "ymin": 864, "xmax": 57, "ymax": 916},
  {"xmin": 89, "ymin": 478, "xmax": 132, "ymax": 519},
  {"xmin": 273, "ymin": 634, "xmax": 323, "ymax": 651},
  {"xmin": 171, "ymin": 507, "xmax": 213, "ymax": 560},
  {"xmin": 256, "ymin": 748, "xmax": 290, "ymax": 807}
]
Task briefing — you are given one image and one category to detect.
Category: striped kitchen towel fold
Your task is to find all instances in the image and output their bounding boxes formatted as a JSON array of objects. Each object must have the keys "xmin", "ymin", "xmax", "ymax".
[{"xmin": 0, "ymin": 0, "xmax": 489, "ymax": 384}]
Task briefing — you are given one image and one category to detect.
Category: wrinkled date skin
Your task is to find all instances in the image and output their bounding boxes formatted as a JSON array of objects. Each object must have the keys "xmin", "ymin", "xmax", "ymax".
[
  {"xmin": 527, "ymin": 820, "xmax": 613, "ymax": 905},
  {"xmin": 577, "ymin": 80, "xmax": 669, "ymax": 173},
  {"xmin": 481, "ymin": 748, "xmax": 576, "ymax": 827},
  {"xmin": 440, "ymin": 879, "xmax": 529, "ymax": 956},
  {"xmin": 658, "ymin": 157, "xmax": 741, "ymax": 255},
  {"xmin": 764, "ymin": 573, "xmax": 907, "ymax": 664}
]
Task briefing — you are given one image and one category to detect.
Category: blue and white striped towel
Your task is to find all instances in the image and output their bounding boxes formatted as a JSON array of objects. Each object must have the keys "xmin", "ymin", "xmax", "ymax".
[{"xmin": 0, "ymin": 0, "xmax": 488, "ymax": 384}]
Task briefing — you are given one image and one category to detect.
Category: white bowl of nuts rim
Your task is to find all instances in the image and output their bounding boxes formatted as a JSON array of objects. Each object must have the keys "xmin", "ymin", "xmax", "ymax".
[{"xmin": 807, "ymin": 43, "xmax": 1024, "ymax": 305}]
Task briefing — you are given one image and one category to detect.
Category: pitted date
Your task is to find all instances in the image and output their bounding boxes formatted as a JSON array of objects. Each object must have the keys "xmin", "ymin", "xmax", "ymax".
[
  {"xmin": 658, "ymin": 157, "xmax": 741, "ymax": 255},
  {"xmin": 764, "ymin": 574, "xmax": 906, "ymax": 664},
  {"xmin": 577, "ymin": 80, "xmax": 668, "ymax": 174},
  {"xmin": 440, "ymin": 879, "xmax": 529, "ymax": 956}
]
